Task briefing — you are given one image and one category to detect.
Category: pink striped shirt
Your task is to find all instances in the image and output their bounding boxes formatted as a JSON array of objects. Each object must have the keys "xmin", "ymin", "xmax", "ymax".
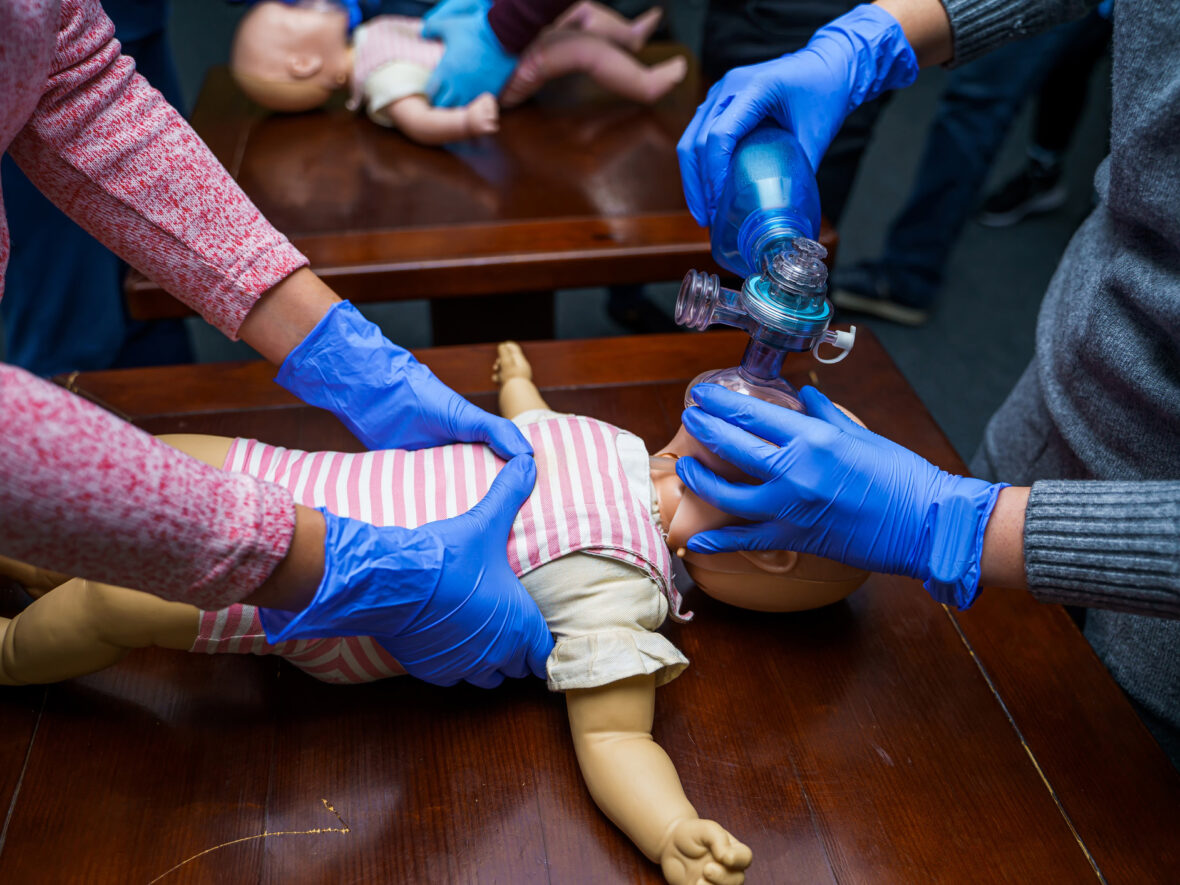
[
  {"xmin": 195, "ymin": 415, "xmax": 685, "ymax": 682},
  {"xmin": 349, "ymin": 16, "xmax": 444, "ymax": 109},
  {"xmin": 1, "ymin": 0, "xmax": 305, "ymax": 606}
]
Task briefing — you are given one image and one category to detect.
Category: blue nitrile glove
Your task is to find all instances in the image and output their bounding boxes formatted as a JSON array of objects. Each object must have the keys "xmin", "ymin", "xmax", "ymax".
[
  {"xmin": 421, "ymin": 0, "xmax": 517, "ymax": 107},
  {"xmin": 277, "ymin": 301, "xmax": 531, "ymax": 458},
  {"xmin": 675, "ymin": 384, "xmax": 1008, "ymax": 608},
  {"xmin": 260, "ymin": 455, "xmax": 554, "ymax": 687},
  {"xmin": 677, "ymin": 4, "xmax": 918, "ymax": 227}
]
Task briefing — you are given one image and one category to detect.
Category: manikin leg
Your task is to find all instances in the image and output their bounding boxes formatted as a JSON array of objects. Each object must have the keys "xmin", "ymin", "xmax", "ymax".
[
  {"xmin": 493, "ymin": 341, "xmax": 552, "ymax": 418},
  {"xmin": 501, "ymin": 32, "xmax": 686, "ymax": 108},
  {"xmin": 553, "ymin": 1, "xmax": 664, "ymax": 52},
  {"xmin": 493, "ymin": 341, "xmax": 754, "ymax": 882},
  {"xmin": 566, "ymin": 675, "xmax": 753, "ymax": 884},
  {"xmin": 0, "ymin": 433, "xmax": 232, "ymax": 685},
  {"xmin": 0, "ymin": 578, "xmax": 200, "ymax": 685}
]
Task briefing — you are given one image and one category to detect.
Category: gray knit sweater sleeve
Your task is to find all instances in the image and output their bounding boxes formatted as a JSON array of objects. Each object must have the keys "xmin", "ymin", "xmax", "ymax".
[
  {"xmin": 939, "ymin": 0, "xmax": 1098, "ymax": 65},
  {"xmin": 1024, "ymin": 481, "xmax": 1180, "ymax": 618}
]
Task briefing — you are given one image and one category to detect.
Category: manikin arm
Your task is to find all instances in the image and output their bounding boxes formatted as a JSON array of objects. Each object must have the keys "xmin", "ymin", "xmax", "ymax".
[
  {"xmin": 381, "ymin": 93, "xmax": 500, "ymax": 145},
  {"xmin": 566, "ymin": 675, "xmax": 752, "ymax": 884}
]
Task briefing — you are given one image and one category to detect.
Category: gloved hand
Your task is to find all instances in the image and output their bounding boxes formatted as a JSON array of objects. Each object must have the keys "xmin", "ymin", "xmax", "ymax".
[
  {"xmin": 277, "ymin": 301, "xmax": 531, "ymax": 458},
  {"xmin": 675, "ymin": 384, "xmax": 1007, "ymax": 608},
  {"xmin": 260, "ymin": 455, "xmax": 553, "ymax": 687},
  {"xmin": 677, "ymin": 4, "xmax": 918, "ymax": 227},
  {"xmin": 421, "ymin": 0, "xmax": 518, "ymax": 107}
]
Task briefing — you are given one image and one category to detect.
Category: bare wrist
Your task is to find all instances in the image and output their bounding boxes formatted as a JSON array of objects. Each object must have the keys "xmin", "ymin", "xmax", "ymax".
[
  {"xmin": 979, "ymin": 486, "xmax": 1030, "ymax": 590},
  {"xmin": 874, "ymin": 0, "xmax": 954, "ymax": 67},
  {"xmin": 241, "ymin": 504, "xmax": 325, "ymax": 610},
  {"xmin": 238, "ymin": 267, "xmax": 341, "ymax": 366}
]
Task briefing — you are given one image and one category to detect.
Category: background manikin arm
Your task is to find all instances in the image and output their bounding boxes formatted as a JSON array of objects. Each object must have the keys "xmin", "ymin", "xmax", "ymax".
[
  {"xmin": 566, "ymin": 676, "xmax": 752, "ymax": 885},
  {"xmin": 382, "ymin": 93, "xmax": 500, "ymax": 145}
]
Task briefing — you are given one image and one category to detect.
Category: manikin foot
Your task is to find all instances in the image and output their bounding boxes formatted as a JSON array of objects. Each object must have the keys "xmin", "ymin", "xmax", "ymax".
[
  {"xmin": 466, "ymin": 93, "xmax": 500, "ymax": 137},
  {"xmin": 625, "ymin": 7, "xmax": 664, "ymax": 51},
  {"xmin": 492, "ymin": 341, "xmax": 533, "ymax": 384},
  {"xmin": 637, "ymin": 55, "xmax": 688, "ymax": 104},
  {"xmin": 660, "ymin": 819, "xmax": 753, "ymax": 885}
]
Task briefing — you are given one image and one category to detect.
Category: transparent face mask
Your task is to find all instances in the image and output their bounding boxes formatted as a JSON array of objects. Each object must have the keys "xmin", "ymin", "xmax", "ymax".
[{"xmin": 677, "ymin": 236, "xmax": 855, "ymax": 408}]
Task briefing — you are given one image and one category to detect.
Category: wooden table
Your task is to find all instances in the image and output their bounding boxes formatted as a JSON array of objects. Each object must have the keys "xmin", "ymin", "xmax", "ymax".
[
  {"xmin": 124, "ymin": 55, "xmax": 836, "ymax": 343},
  {"xmin": 3, "ymin": 330, "xmax": 1177, "ymax": 882}
]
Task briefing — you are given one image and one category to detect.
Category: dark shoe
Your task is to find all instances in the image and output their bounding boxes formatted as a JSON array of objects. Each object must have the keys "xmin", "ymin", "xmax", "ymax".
[
  {"xmin": 977, "ymin": 159, "xmax": 1067, "ymax": 228},
  {"xmin": 832, "ymin": 262, "xmax": 930, "ymax": 327}
]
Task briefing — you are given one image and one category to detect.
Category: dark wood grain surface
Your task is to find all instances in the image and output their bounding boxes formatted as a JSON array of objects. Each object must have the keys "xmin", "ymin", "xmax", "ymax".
[
  {"xmin": 124, "ymin": 53, "xmax": 837, "ymax": 327},
  {"xmin": 4, "ymin": 330, "xmax": 1176, "ymax": 883}
]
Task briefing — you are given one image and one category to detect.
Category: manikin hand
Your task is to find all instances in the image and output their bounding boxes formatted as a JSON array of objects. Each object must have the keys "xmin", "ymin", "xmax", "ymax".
[
  {"xmin": 676, "ymin": 384, "xmax": 1007, "ymax": 608},
  {"xmin": 677, "ymin": 4, "xmax": 917, "ymax": 226},
  {"xmin": 260, "ymin": 455, "xmax": 554, "ymax": 687},
  {"xmin": 660, "ymin": 819, "xmax": 753, "ymax": 885},
  {"xmin": 422, "ymin": 0, "xmax": 518, "ymax": 107},
  {"xmin": 276, "ymin": 301, "xmax": 531, "ymax": 458}
]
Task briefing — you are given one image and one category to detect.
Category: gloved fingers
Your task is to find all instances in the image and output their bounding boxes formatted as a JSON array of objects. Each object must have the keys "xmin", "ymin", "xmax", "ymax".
[
  {"xmin": 466, "ymin": 455, "xmax": 537, "ymax": 535},
  {"xmin": 689, "ymin": 383, "xmax": 814, "ymax": 449},
  {"xmin": 685, "ymin": 523, "xmax": 790, "ymax": 555},
  {"xmin": 474, "ymin": 581, "xmax": 553, "ymax": 682},
  {"xmin": 424, "ymin": 67, "xmax": 445, "ymax": 102},
  {"xmin": 677, "ymin": 82, "xmax": 724, "ymax": 225},
  {"xmin": 429, "ymin": 72, "xmax": 462, "ymax": 108},
  {"xmin": 681, "ymin": 403, "xmax": 784, "ymax": 479},
  {"xmin": 465, "ymin": 667, "xmax": 506, "ymax": 689},
  {"xmin": 451, "ymin": 399, "xmax": 534, "ymax": 458},
  {"xmin": 498, "ymin": 578, "xmax": 554, "ymax": 679},
  {"xmin": 675, "ymin": 455, "xmax": 770, "ymax": 519},
  {"xmin": 521, "ymin": 604, "xmax": 555, "ymax": 679},
  {"xmin": 701, "ymin": 91, "xmax": 766, "ymax": 224},
  {"xmin": 798, "ymin": 385, "xmax": 864, "ymax": 434}
]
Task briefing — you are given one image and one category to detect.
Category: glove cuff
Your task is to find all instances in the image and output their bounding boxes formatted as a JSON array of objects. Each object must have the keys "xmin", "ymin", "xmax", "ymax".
[
  {"xmin": 259, "ymin": 509, "xmax": 441, "ymax": 642},
  {"xmin": 809, "ymin": 4, "xmax": 919, "ymax": 110},
  {"xmin": 922, "ymin": 478, "xmax": 1009, "ymax": 609},
  {"xmin": 275, "ymin": 301, "xmax": 413, "ymax": 449}
]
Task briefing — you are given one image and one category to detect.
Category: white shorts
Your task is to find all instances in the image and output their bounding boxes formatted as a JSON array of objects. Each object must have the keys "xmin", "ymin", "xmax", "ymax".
[{"xmin": 513, "ymin": 410, "xmax": 688, "ymax": 691}]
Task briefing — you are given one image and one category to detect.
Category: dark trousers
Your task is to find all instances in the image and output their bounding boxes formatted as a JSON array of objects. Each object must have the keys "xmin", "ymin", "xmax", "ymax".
[
  {"xmin": 700, "ymin": 0, "xmax": 892, "ymax": 226},
  {"xmin": 1, "ymin": 11, "xmax": 193, "ymax": 375},
  {"xmin": 876, "ymin": 12, "xmax": 1112, "ymax": 308}
]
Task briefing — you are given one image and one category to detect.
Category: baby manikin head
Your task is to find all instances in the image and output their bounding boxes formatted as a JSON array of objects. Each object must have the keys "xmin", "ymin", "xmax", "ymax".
[
  {"xmin": 651, "ymin": 419, "xmax": 868, "ymax": 612},
  {"xmin": 230, "ymin": 0, "xmax": 353, "ymax": 112}
]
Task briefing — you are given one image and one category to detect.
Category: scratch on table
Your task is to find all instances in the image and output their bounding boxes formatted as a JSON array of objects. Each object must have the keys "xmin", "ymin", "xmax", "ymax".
[{"xmin": 148, "ymin": 799, "xmax": 350, "ymax": 883}]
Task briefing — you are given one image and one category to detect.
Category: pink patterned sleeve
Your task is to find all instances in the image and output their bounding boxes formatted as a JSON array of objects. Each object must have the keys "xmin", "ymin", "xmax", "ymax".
[
  {"xmin": 0, "ymin": 365, "xmax": 297, "ymax": 609},
  {"xmin": 4, "ymin": 0, "xmax": 308, "ymax": 339}
]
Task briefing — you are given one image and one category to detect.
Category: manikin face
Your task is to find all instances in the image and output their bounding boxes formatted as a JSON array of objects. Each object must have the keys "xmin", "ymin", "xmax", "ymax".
[
  {"xmin": 651, "ymin": 423, "xmax": 867, "ymax": 612},
  {"xmin": 231, "ymin": 1, "xmax": 353, "ymax": 111}
]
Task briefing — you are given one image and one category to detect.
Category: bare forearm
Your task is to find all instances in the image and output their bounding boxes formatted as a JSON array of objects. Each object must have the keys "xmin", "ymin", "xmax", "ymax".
[
  {"xmin": 237, "ymin": 267, "xmax": 341, "ymax": 366},
  {"xmin": 241, "ymin": 504, "xmax": 324, "ymax": 610},
  {"xmin": 0, "ymin": 367, "xmax": 296, "ymax": 610},
  {"xmin": 979, "ymin": 486, "xmax": 1030, "ymax": 590},
  {"xmin": 874, "ymin": 0, "xmax": 953, "ymax": 66}
]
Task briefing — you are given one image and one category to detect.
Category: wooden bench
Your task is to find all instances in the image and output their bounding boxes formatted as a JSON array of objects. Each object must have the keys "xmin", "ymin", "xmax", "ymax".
[{"xmin": 124, "ymin": 54, "xmax": 836, "ymax": 343}]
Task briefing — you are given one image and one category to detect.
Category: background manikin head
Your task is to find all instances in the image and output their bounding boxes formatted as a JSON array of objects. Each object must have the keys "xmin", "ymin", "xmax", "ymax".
[
  {"xmin": 231, "ymin": 0, "xmax": 353, "ymax": 112},
  {"xmin": 651, "ymin": 417, "xmax": 868, "ymax": 612}
]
